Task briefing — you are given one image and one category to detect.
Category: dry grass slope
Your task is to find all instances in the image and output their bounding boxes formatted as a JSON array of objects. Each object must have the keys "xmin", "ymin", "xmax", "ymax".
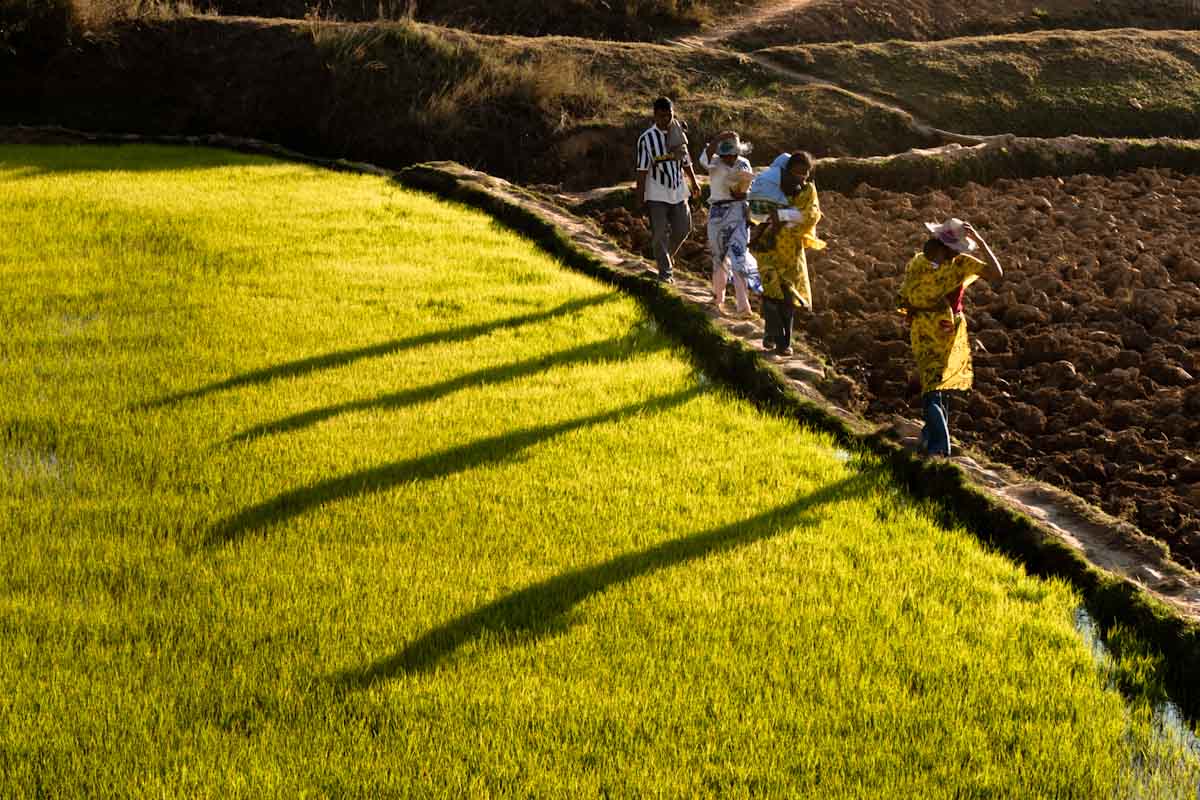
[
  {"xmin": 765, "ymin": 29, "xmax": 1200, "ymax": 140},
  {"xmin": 6, "ymin": 0, "xmax": 1200, "ymax": 184},
  {"xmin": 63, "ymin": 0, "xmax": 765, "ymax": 38},
  {"xmin": 1, "ymin": 13, "xmax": 936, "ymax": 186},
  {"xmin": 724, "ymin": 0, "xmax": 1200, "ymax": 48}
]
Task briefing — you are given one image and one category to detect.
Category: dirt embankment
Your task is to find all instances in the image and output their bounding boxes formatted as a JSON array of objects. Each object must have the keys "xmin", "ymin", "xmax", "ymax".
[
  {"xmin": 184, "ymin": 0, "xmax": 725, "ymax": 38},
  {"xmin": 11, "ymin": 11, "xmax": 1200, "ymax": 189},
  {"xmin": 3, "ymin": 18, "xmax": 570, "ymax": 182},
  {"xmin": 592, "ymin": 167, "xmax": 1200, "ymax": 569},
  {"xmin": 762, "ymin": 30, "xmax": 1200, "ymax": 142},
  {"xmin": 153, "ymin": 0, "xmax": 776, "ymax": 38},
  {"xmin": 723, "ymin": 0, "xmax": 1200, "ymax": 48},
  {"xmin": 1, "ymin": 16, "xmax": 934, "ymax": 189}
]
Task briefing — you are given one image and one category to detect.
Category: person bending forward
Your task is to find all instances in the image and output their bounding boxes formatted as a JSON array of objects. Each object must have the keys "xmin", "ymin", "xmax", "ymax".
[{"xmin": 754, "ymin": 151, "xmax": 824, "ymax": 357}]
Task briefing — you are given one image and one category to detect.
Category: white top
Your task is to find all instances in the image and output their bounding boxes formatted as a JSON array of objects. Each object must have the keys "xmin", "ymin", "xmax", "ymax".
[
  {"xmin": 636, "ymin": 124, "xmax": 690, "ymax": 204},
  {"xmin": 699, "ymin": 149, "xmax": 753, "ymax": 203}
]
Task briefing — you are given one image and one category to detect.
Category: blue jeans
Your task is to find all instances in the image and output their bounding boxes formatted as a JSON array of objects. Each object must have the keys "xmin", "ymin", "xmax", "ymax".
[{"xmin": 921, "ymin": 391, "xmax": 951, "ymax": 456}]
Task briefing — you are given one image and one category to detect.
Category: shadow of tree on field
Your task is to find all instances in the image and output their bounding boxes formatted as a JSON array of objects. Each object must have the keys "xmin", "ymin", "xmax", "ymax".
[
  {"xmin": 228, "ymin": 333, "xmax": 668, "ymax": 443},
  {"xmin": 334, "ymin": 470, "xmax": 880, "ymax": 690},
  {"xmin": 206, "ymin": 387, "xmax": 701, "ymax": 548},
  {"xmin": 141, "ymin": 294, "xmax": 616, "ymax": 409}
]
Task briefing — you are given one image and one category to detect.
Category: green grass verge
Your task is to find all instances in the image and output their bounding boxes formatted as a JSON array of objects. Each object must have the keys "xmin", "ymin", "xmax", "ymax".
[
  {"xmin": 2, "ymin": 143, "xmax": 1198, "ymax": 797},
  {"xmin": 765, "ymin": 29, "xmax": 1200, "ymax": 140}
]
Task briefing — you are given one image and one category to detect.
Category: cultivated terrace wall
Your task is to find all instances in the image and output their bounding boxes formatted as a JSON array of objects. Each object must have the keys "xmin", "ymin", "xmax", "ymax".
[
  {"xmin": 567, "ymin": 135, "xmax": 1200, "ymax": 214},
  {"xmin": 815, "ymin": 135, "xmax": 1200, "ymax": 194}
]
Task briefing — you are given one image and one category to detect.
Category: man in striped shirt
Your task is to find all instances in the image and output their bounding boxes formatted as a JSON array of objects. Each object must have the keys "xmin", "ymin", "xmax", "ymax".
[{"xmin": 636, "ymin": 96, "xmax": 700, "ymax": 284}]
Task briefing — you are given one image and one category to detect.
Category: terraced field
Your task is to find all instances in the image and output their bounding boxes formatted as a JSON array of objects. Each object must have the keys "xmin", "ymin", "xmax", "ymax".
[
  {"xmin": 6, "ymin": 0, "xmax": 1200, "ymax": 791},
  {"xmin": 3, "ymin": 144, "xmax": 1199, "ymax": 796}
]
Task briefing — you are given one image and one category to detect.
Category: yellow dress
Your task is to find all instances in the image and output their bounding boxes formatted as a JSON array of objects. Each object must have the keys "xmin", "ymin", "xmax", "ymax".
[
  {"xmin": 757, "ymin": 183, "xmax": 826, "ymax": 308},
  {"xmin": 898, "ymin": 252, "xmax": 985, "ymax": 393}
]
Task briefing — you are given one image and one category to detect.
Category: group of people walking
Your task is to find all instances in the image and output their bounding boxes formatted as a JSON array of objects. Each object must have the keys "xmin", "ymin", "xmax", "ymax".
[{"xmin": 634, "ymin": 96, "xmax": 1004, "ymax": 458}]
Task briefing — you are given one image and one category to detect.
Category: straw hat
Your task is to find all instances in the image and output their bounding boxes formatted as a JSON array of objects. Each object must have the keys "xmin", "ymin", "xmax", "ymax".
[{"xmin": 924, "ymin": 218, "xmax": 977, "ymax": 253}]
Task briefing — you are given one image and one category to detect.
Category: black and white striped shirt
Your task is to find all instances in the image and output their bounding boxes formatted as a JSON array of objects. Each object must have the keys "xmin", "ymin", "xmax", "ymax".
[{"xmin": 636, "ymin": 125, "xmax": 689, "ymax": 203}]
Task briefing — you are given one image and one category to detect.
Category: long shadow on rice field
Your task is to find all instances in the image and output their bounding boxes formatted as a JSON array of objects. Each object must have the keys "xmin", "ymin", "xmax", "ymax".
[
  {"xmin": 336, "ymin": 469, "xmax": 879, "ymax": 688},
  {"xmin": 206, "ymin": 387, "xmax": 700, "ymax": 547},
  {"xmin": 142, "ymin": 294, "xmax": 616, "ymax": 409},
  {"xmin": 228, "ymin": 334, "xmax": 669, "ymax": 443}
]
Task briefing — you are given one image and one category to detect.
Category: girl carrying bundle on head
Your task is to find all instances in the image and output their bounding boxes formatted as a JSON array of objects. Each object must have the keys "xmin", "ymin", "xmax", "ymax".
[{"xmin": 898, "ymin": 218, "xmax": 1003, "ymax": 458}]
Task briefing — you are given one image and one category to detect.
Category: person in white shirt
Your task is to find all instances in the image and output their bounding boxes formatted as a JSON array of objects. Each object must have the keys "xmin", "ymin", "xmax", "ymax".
[
  {"xmin": 698, "ymin": 131, "xmax": 760, "ymax": 317},
  {"xmin": 635, "ymin": 96, "xmax": 701, "ymax": 284}
]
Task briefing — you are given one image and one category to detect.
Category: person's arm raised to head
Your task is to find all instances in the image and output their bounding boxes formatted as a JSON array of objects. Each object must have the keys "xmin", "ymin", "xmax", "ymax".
[{"xmin": 963, "ymin": 222, "xmax": 1002, "ymax": 282}]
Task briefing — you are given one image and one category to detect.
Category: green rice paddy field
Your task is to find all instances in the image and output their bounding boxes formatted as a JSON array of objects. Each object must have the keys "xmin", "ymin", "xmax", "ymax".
[{"xmin": 1, "ymin": 144, "xmax": 1197, "ymax": 797}]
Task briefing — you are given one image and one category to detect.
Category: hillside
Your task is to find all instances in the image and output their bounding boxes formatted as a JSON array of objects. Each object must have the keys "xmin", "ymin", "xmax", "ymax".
[
  {"xmin": 7, "ymin": 0, "xmax": 1200, "ymax": 594},
  {"xmin": 77, "ymin": 0, "xmax": 767, "ymax": 37},
  {"xmin": 762, "ymin": 29, "xmax": 1200, "ymax": 140},
  {"xmin": 721, "ymin": 0, "xmax": 1200, "ymax": 48},
  {"xmin": 2, "ymin": 16, "xmax": 936, "ymax": 188},
  {"xmin": 11, "ymin": 15, "xmax": 1200, "ymax": 187}
]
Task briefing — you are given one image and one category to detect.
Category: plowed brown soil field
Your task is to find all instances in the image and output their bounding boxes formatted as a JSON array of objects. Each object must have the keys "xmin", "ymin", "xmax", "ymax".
[{"xmin": 593, "ymin": 167, "xmax": 1200, "ymax": 569}]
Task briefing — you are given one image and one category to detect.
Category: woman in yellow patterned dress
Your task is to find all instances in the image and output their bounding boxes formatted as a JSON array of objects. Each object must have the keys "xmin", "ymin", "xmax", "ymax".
[
  {"xmin": 898, "ymin": 218, "xmax": 1003, "ymax": 457},
  {"xmin": 754, "ymin": 152, "xmax": 826, "ymax": 356}
]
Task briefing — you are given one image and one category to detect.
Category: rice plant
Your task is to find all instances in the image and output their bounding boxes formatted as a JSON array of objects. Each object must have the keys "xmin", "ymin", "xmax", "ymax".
[{"xmin": 1, "ymin": 144, "xmax": 1196, "ymax": 798}]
